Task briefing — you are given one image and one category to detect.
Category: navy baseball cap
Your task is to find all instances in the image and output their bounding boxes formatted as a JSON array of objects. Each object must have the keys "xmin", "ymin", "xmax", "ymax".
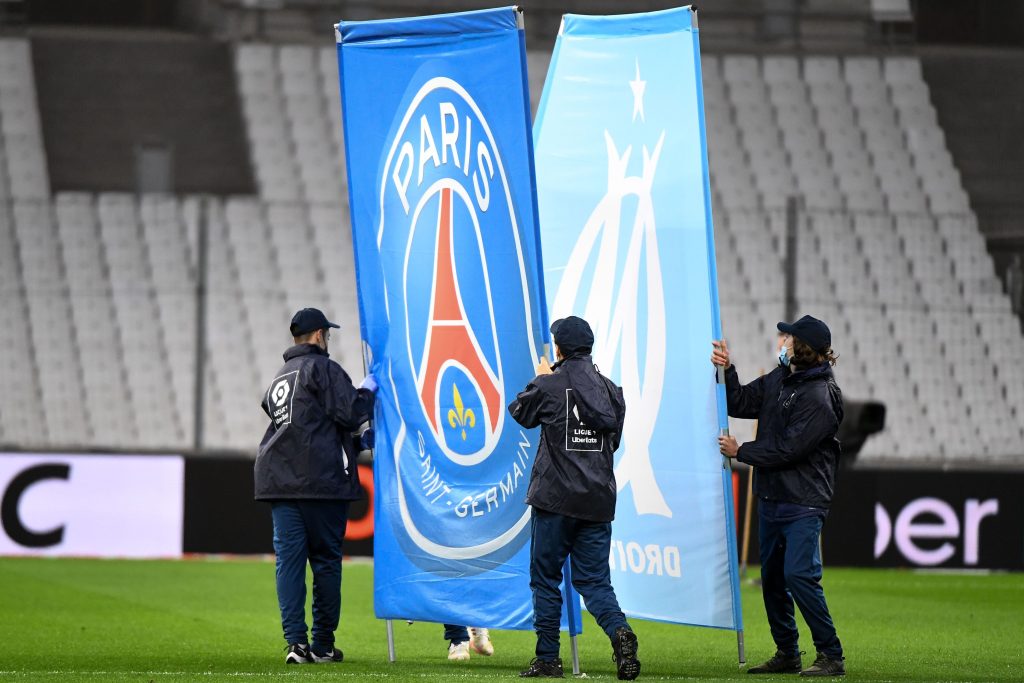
[
  {"xmin": 290, "ymin": 308, "xmax": 340, "ymax": 337},
  {"xmin": 550, "ymin": 316, "xmax": 595, "ymax": 354},
  {"xmin": 777, "ymin": 315, "xmax": 831, "ymax": 353}
]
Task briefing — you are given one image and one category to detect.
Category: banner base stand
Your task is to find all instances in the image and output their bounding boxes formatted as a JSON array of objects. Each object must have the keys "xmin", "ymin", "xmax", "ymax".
[
  {"xmin": 737, "ymin": 630, "xmax": 746, "ymax": 667},
  {"xmin": 386, "ymin": 619, "xmax": 396, "ymax": 663}
]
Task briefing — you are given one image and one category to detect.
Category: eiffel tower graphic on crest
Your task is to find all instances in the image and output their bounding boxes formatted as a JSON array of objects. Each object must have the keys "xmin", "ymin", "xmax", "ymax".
[{"xmin": 416, "ymin": 187, "xmax": 501, "ymax": 441}]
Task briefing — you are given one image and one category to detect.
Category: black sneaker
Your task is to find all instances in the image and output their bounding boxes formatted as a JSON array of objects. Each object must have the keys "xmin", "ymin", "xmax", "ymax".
[
  {"xmin": 611, "ymin": 627, "xmax": 640, "ymax": 680},
  {"xmin": 519, "ymin": 657, "xmax": 564, "ymax": 678},
  {"xmin": 800, "ymin": 653, "xmax": 845, "ymax": 677},
  {"xmin": 311, "ymin": 647, "xmax": 344, "ymax": 663},
  {"xmin": 284, "ymin": 643, "xmax": 312, "ymax": 664},
  {"xmin": 748, "ymin": 651, "xmax": 802, "ymax": 674}
]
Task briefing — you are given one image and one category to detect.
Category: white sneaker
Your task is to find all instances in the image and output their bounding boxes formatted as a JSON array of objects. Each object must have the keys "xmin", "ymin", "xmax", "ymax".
[
  {"xmin": 448, "ymin": 640, "xmax": 471, "ymax": 661},
  {"xmin": 469, "ymin": 627, "xmax": 494, "ymax": 656}
]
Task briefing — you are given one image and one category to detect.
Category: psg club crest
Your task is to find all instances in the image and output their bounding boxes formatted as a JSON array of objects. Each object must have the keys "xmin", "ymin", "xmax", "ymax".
[{"xmin": 377, "ymin": 76, "xmax": 540, "ymax": 567}]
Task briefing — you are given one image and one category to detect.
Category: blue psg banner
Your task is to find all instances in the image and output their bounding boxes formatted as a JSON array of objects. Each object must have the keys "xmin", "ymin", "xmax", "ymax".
[
  {"xmin": 533, "ymin": 7, "xmax": 743, "ymax": 630},
  {"xmin": 336, "ymin": 8, "xmax": 550, "ymax": 629}
]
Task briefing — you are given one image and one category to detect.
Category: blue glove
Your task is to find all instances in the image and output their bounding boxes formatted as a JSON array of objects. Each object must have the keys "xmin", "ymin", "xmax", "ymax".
[
  {"xmin": 359, "ymin": 373, "xmax": 378, "ymax": 393},
  {"xmin": 360, "ymin": 428, "xmax": 375, "ymax": 451}
]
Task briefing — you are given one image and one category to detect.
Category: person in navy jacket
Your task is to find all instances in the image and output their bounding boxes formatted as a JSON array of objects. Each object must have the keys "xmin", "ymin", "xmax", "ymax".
[
  {"xmin": 509, "ymin": 316, "xmax": 639, "ymax": 681},
  {"xmin": 713, "ymin": 315, "xmax": 845, "ymax": 678},
  {"xmin": 256, "ymin": 308, "xmax": 376, "ymax": 664}
]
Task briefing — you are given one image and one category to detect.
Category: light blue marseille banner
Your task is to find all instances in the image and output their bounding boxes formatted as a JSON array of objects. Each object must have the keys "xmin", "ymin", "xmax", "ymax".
[
  {"xmin": 336, "ymin": 7, "xmax": 551, "ymax": 629},
  {"xmin": 533, "ymin": 7, "xmax": 743, "ymax": 631}
]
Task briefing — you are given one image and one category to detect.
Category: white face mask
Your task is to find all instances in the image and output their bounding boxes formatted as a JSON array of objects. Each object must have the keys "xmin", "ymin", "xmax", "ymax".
[{"xmin": 778, "ymin": 345, "xmax": 791, "ymax": 367}]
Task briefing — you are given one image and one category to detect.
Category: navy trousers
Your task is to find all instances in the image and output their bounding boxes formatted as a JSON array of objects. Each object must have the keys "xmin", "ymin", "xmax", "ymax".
[
  {"xmin": 758, "ymin": 502, "xmax": 843, "ymax": 659},
  {"xmin": 271, "ymin": 500, "xmax": 349, "ymax": 652},
  {"xmin": 443, "ymin": 624, "xmax": 470, "ymax": 643},
  {"xmin": 530, "ymin": 508, "xmax": 629, "ymax": 660}
]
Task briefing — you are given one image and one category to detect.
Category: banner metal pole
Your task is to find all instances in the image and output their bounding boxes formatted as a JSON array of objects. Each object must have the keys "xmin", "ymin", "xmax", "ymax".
[
  {"xmin": 716, "ymin": 364, "xmax": 727, "ymax": 391},
  {"xmin": 717, "ymin": 356, "xmax": 744, "ymax": 667},
  {"xmin": 717, "ymin": 365, "xmax": 729, "ymax": 447},
  {"xmin": 386, "ymin": 619, "xmax": 396, "ymax": 663}
]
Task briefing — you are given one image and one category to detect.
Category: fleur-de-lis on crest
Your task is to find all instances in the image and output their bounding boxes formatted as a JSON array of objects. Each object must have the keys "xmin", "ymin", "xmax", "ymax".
[{"xmin": 447, "ymin": 384, "xmax": 476, "ymax": 441}]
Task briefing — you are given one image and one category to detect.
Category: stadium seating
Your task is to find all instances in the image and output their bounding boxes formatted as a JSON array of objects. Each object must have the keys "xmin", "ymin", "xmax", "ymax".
[
  {"xmin": 236, "ymin": 43, "xmax": 346, "ymax": 204},
  {"xmin": 0, "ymin": 39, "xmax": 49, "ymax": 201},
  {"xmin": 700, "ymin": 53, "xmax": 1021, "ymax": 461},
  {"xmin": 12, "ymin": 200, "xmax": 91, "ymax": 447},
  {"xmin": 1, "ymin": 38, "xmax": 1022, "ymax": 464},
  {"xmin": 0, "ymin": 200, "xmax": 48, "ymax": 447}
]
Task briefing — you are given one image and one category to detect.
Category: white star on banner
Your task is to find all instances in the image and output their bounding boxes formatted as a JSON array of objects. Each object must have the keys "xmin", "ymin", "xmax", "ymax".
[{"xmin": 629, "ymin": 58, "xmax": 646, "ymax": 123}]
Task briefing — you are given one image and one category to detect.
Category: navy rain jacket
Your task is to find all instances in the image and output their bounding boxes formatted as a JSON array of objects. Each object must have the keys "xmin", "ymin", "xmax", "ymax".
[
  {"xmin": 726, "ymin": 362, "xmax": 844, "ymax": 508},
  {"xmin": 508, "ymin": 355, "xmax": 626, "ymax": 522},
  {"xmin": 255, "ymin": 344, "xmax": 374, "ymax": 501}
]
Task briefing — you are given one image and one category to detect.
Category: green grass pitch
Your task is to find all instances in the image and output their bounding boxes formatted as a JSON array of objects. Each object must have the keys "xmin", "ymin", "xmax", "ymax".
[{"xmin": 0, "ymin": 557, "xmax": 1020, "ymax": 681}]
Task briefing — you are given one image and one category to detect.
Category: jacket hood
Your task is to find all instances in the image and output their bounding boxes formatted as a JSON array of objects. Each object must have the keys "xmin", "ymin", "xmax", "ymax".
[
  {"xmin": 558, "ymin": 356, "xmax": 618, "ymax": 432},
  {"xmin": 283, "ymin": 343, "xmax": 328, "ymax": 362},
  {"xmin": 786, "ymin": 361, "xmax": 833, "ymax": 384},
  {"xmin": 787, "ymin": 362, "xmax": 843, "ymax": 424}
]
